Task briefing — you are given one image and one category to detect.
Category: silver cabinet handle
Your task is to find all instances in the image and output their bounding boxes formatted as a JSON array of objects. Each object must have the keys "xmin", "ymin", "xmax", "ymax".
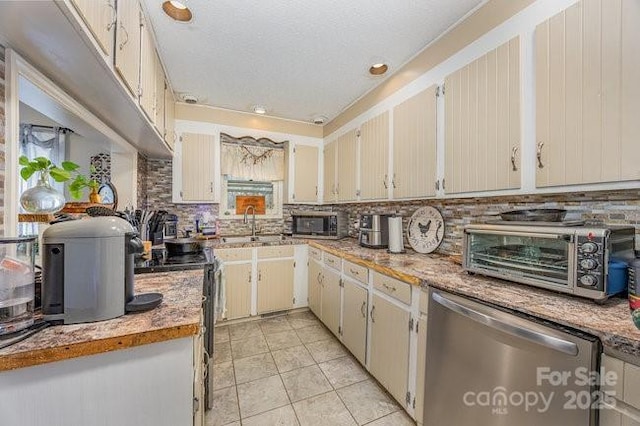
[
  {"xmin": 248, "ymin": 272, "xmax": 252, "ymax": 283},
  {"xmin": 370, "ymin": 305, "xmax": 376, "ymax": 323},
  {"xmin": 106, "ymin": 0, "xmax": 117, "ymax": 31},
  {"xmin": 537, "ymin": 142, "xmax": 545, "ymax": 169},
  {"xmin": 392, "ymin": 174, "xmax": 396, "ymax": 189},
  {"xmin": 258, "ymin": 270, "xmax": 262, "ymax": 281},
  {"xmin": 431, "ymin": 292, "xmax": 578, "ymax": 356},
  {"xmin": 511, "ymin": 146, "xmax": 519, "ymax": 171},
  {"xmin": 317, "ymin": 272, "xmax": 322, "ymax": 284},
  {"xmin": 382, "ymin": 283, "xmax": 397, "ymax": 292},
  {"xmin": 383, "ymin": 175, "xmax": 388, "ymax": 189},
  {"xmin": 360, "ymin": 301, "xmax": 366, "ymax": 318},
  {"xmin": 210, "ymin": 182, "xmax": 214, "ymax": 193},
  {"xmin": 349, "ymin": 268, "xmax": 359, "ymax": 276},
  {"xmin": 118, "ymin": 23, "xmax": 129, "ymax": 50},
  {"xmin": 202, "ymin": 349, "xmax": 210, "ymax": 379}
]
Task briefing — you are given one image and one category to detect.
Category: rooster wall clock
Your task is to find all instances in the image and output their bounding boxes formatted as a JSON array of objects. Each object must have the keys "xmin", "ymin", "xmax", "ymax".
[{"xmin": 407, "ymin": 206, "xmax": 445, "ymax": 253}]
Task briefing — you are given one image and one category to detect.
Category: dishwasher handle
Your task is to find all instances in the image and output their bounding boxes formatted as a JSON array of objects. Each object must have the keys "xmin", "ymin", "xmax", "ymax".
[{"xmin": 432, "ymin": 292, "xmax": 579, "ymax": 356}]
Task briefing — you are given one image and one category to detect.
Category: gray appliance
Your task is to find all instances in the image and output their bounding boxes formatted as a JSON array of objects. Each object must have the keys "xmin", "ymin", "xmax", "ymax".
[
  {"xmin": 425, "ymin": 288, "xmax": 600, "ymax": 426},
  {"xmin": 359, "ymin": 214, "xmax": 390, "ymax": 249},
  {"xmin": 42, "ymin": 217, "xmax": 145, "ymax": 324},
  {"xmin": 291, "ymin": 211, "xmax": 348, "ymax": 239}
]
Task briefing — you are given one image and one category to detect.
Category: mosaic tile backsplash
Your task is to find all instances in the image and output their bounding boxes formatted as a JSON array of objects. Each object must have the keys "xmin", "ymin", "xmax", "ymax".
[{"xmin": 138, "ymin": 157, "xmax": 639, "ymax": 256}]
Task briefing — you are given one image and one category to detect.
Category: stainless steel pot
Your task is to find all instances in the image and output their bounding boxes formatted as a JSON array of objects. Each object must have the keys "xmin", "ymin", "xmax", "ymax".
[
  {"xmin": 498, "ymin": 209, "xmax": 567, "ymax": 222},
  {"xmin": 164, "ymin": 238, "xmax": 204, "ymax": 256}
]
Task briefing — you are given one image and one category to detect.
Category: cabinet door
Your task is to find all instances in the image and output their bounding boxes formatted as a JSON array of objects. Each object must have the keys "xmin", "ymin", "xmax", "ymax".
[
  {"xmin": 71, "ymin": 0, "xmax": 116, "ymax": 56},
  {"xmin": 293, "ymin": 145, "xmax": 319, "ymax": 203},
  {"xmin": 535, "ymin": 0, "xmax": 640, "ymax": 187},
  {"xmin": 444, "ymin": 37, "xmax": 520, "ymax": 194},
  {"xmin": 323, "ymin": 142, "xmax": 337, "ymax": 202},
  {"xmin": 393, "ymin": 86, "xmax": 437, "ymax": 199},
  {"xmin": 308, "ymin": 258, "xmax": 323, "ymax": 317},
  {"xmin": 369, "ymin": 294, "xmax": 410, "ymax": 406},
  {"xmin": 341, "ymin": 279, "xmax": 367, "ymax": 365},
  {"xmin": 165, "ymin": 87, "xmax": 176, "ymax": 149},
  {"xmin": 360, "ymin": 112, "xmax": 389, "ymax": 200},
  {"xmin": 114, "ymin": 0, "xmax": 141, "ymax": 96},
  {"xmin": 336, "ymin": 129, "xmax": 358, "ymax": 202},
  {"xmin": 180, "ymin": 133, "xmax": 215, "ymax": 201},
  {"xmin": 257, "ymin": 259, "xmax": 294, "ymax": 314},
  {"xmin": 139, "ymin": 18, "xmax": 156, "ymax": 120},
  {"xmin": 414, "ymin": 315, "xmax": 427, "ymax": 425},
  {"xmin": 224, "ymin": 263, "xmax": 252, "ymax": 320},
  {"xmin": 155, "ymin": 54, "xmax": 166, "ymax": 136},
  {"xmin": 320, "ymin": 266, "xmax": 341, "ymax": 337}
]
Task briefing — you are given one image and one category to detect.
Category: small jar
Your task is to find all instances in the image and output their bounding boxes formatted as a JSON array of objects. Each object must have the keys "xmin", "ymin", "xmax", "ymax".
[{"xmin": 629, "ymin": 257, "xmax": 640, "ymax": 330}]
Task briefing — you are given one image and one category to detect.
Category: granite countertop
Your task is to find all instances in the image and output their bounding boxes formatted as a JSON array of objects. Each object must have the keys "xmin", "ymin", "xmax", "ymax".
[
  {"xmin": 310, "ymin": 239, "xmax": 640, "ymax": 359},
  {"xmin": 0, "ymin": 270, "xmax": 204, "ymax": 372}
]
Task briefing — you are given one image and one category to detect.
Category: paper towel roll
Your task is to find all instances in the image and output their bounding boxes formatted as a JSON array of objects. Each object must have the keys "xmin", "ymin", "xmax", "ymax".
[{"xmin": 388, "ymin": 216, "xmax": 405, "ymax": 253}]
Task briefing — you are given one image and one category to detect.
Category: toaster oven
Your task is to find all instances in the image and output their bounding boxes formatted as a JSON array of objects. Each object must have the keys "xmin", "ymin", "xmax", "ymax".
[{"xmin": 463, "ymin": 223, "xmax": 636, "ymax": 301}]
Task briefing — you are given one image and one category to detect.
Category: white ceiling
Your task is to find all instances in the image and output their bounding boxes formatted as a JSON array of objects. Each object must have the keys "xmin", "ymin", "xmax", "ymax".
[{"xmin": 142, "ymin": 0, "xmax": 484, "ymax": 124}]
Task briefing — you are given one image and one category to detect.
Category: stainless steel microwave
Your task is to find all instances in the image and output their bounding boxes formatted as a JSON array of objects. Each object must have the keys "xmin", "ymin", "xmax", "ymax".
[
  {"xmin": 463, "ymin": 223, "xmax": 636, "ymax": 302},
  {"xmin": 291, "ymin": 211, "xmax": 348, "ymax": 239}
]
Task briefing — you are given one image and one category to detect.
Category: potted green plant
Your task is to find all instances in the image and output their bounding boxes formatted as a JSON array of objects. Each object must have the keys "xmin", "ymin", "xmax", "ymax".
[{"xmin": 19, "ymin": 156, "xmax": 101, "ymax": 212}]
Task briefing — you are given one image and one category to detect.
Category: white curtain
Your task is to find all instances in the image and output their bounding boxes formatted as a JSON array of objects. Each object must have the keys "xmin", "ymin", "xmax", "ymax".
[{"xmin": 221, "ymin": 143, "xmax": 285, "ymax": 181}]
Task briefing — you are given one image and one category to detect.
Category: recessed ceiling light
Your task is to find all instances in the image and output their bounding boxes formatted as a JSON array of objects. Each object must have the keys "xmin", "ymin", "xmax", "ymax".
[
  {"xmin": 312, "ymin": 116, "xmax": 328, "ymax": 125},
  {"xmin": 369, "ymin": 63, "xmax": 389, "ymax": 76},
  {"xmin": 253, "ymin": 105, "xmax": 267, "ymax": 114},
  {"xmin": 162, "ymin": 1, "xmax": 192, "ymax": 22}
]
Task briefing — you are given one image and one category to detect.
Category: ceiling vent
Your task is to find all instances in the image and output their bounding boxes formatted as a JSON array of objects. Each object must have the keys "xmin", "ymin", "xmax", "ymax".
[
  {"xmin": 312, "ymin": 116, "xmax": 328, "ymax": 125},
  {"xmin": 182, "ymin": 94, "xmax": 198, "ymax": 104}
]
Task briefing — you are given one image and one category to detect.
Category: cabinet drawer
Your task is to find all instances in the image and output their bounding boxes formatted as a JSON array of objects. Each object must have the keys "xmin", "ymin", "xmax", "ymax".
[
  {"xmin": 324, "ymin": 252, "xmax": 342, "ymax": 270},
  {"xmin": 344, "ymin": 260, "xmax": 368, "ymax": 284},
  {"xmin": 373, "ymin": 271, "xmax": 411, "ymax": 305},
  {"xmin": 215, "ymin": 248, "xmax": 252, "ymax": 262},
  {"xmin": 309, "ymin": 246, "xmax": 323, "ymax": 262},
  {"xmin": 258, "ymin": 245, "xmax": 294, "ymax": 259}
]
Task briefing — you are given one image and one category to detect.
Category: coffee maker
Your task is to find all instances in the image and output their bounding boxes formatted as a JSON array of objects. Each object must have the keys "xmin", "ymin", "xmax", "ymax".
[
  {"xmin": 42, "ymin": 217, "xmax": 150, "ymax": 324},
  {"xmin": 359, "ymin": 214, "xmax": 391, "ymax": 249}
]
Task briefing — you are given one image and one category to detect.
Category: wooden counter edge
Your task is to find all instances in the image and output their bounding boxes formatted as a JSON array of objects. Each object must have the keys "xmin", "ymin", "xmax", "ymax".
[
  {"xmin": 308, "ymin": 241, "xmax": 422, "ymax": 286},
  {"xmin": 0, "ymin": 323, "xmax": 200, "ymax": 372}
]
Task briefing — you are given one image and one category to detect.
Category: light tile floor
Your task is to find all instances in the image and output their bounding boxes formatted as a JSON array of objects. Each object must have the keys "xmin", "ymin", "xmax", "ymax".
[{"xmin": 207, "ymin": 310, "xmax": 416, "ymax": 426}]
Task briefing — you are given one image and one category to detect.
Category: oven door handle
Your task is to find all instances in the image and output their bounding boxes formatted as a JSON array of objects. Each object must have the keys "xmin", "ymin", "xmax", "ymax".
[
  {"xmin": 432, "ymin": 292, "xmax": 579, "ymax": 356},
  {"xmin": 466, "ymin": 229, "xmax": 573, "ymax": 241}
]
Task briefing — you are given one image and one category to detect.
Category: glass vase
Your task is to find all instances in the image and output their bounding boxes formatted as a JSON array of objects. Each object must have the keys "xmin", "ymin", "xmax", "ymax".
[{"xmin": 19, "ymin": 170, "xmax": 66, "ymax": 214}]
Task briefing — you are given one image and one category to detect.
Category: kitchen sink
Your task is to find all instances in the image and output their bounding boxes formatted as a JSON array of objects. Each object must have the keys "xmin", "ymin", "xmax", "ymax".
[{"xmin": 219, "ymin": 235, "xmax": 286, "ymax": 244}]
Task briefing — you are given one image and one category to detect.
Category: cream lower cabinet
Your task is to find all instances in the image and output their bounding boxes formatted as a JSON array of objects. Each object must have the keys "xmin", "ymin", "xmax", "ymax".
[
  {"xmin": 341, "ymin": 278, "xmax": 368, "ymax": 365},
  {"xmin": 193, "ymin": 329, "xmax": 205, "ymax": 426},
  {"xmin": 600, "ymin": 354, "xmax": 640, "ymax": 426},
  {"xmin": 257, "ymin": 259, "xmax": 295, "ymax": 314},
  {"xmin": 223, "ymin": 263, "xmax": 252, "ymax": 320},
  {"xmin": 369, "ymin": 293, "xmax": 411, "ymax": 406},
  {"xmin": 308, "ymin": 258, "xmax": 323, "ymax": 317},
  {"xmin": 414, "ymin": 313, "xmax": 428, "ymax": 425},
  {"xmin": 320, "ymin": 265, "xmax": 341, "ymax": 337}
]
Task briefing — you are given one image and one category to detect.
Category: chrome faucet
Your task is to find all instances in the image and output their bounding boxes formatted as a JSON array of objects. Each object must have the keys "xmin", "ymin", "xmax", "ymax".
[{"xmin": 243, "ymin": 205, "xmax": 257, "ymax": 237}]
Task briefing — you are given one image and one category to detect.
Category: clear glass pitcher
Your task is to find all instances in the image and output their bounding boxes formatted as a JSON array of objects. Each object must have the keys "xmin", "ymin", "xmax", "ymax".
[{"xmin": 0, "ymin": 237, "xmax": 36, "ymax": 335}]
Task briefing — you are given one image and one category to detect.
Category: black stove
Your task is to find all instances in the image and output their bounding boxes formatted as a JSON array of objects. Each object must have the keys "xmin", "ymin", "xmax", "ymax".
[{"xmin": 134, "ymin": 247, "xmax": 214, "ymax": 273}]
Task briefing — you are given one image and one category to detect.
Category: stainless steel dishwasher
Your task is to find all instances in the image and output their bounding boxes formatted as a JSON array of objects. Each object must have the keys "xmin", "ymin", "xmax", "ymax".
[{"xmin": 424, "ymin": 289, "xmax": 600, "ymax": 426}]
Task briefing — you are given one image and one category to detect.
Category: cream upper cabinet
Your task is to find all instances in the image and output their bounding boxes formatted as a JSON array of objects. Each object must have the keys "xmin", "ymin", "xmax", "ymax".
[
  {"xmin": 180, "ymin": 133, "xmax": 215, "ymax": 202},
  {"xmin": 292, "ymin": 144, "xmax": 319, "ymax": 203},
  {"xmin": 114, "ymin": 0, "xmax": 141, "ymax": 97},
  {"xmin": 257, "ymin": 259, "xmax": 295, "ymax": 314},
  {"xmin": 360, "ymin": 112, "xmax": 389, "ymax": 200},
  {"xmin": 369, "ymin": 294, "xmax": 410, "ymax": 406},
  {"xmin": 444, "ymin": 37, "xmax": 521, "ymax": 194},
  {"xmin": 155, "ymin": 55, "xmax": 166, "ymax": 137},
  {"xmin": 320, "ymin": 265, "xmax": 341, "ymax": 337},
  {"xmin": 393, "ymin": 86, "xmax": 437, "ymax": 199},
  {"xmin": 336, "ymin": 129, "xmax": 358, "ymax": 202},
  {"xmin": 323, "ymin": 142, "xmax": 337, "ymax": 202},
  {"xmin": 535, "ymin": 0, "xmax": 640, "ymax": 187},
  {"xmin": 341, "ymin": 279, "xmax": 368, "ymax": 365},
  {"xmin": 165, "ymin": 87, "xmax": 176, "ymax": 149},
  {"xmin": 308, "ymin": 258, "xmax": 323, "ymax": 317},
  {"xmin": 139, "ymin": 17, "xmax": 156, "ymax": 121},
  {"xmin": 71, "ymin": 0, "xmax": 116, "ymax": 57}
]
